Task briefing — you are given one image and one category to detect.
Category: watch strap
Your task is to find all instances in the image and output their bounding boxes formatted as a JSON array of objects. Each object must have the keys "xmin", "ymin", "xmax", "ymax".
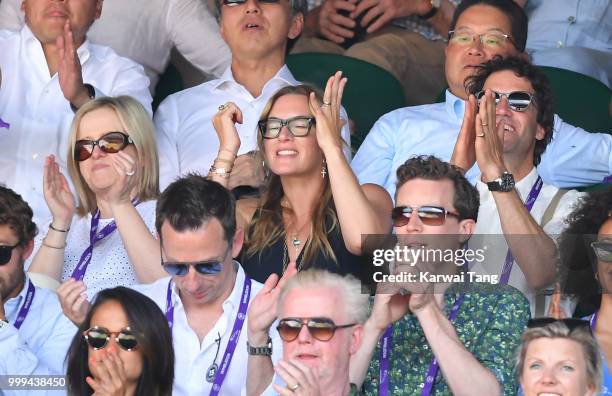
[
  {"xmin": 70, "ymin": 83, "xmax": 95, "ymax": 113},
  {"xmin": 247, "ymin": 337, "xmax": 273, "ymax": 356}
]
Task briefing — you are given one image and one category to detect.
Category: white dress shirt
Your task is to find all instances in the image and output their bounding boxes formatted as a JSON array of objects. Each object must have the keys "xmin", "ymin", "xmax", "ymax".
[
  {"xmin": 526, "ymin": 0, "xmax": 612, "ymax": 87},
  {"xmin": 0, "ymin": 26, "xmax": 152, "ymax": 228},
  {"xmin": 131, "ymin": 265, "xmax": 283, "ymax": 396},
  {"xmin": 27, "ymin": 200, "xmax": 158, "ymax": 300},
  {"xmin": 469, "ymin": 168, "xmax": 584, "ymax": 314},
  {"xmin": 351, "ymin": 90, "xmax": 612, "ymax": 199},
  {"xmin": 0, "ymin": 0, "xmax": 231, "ymax": 91},
  {"xmin": 154, "ymin": 65, "xmax": 352, "ymax": 190},
  {"xmin": 0, "ymin": 275, "xmax": 77, "ymax": 395}
]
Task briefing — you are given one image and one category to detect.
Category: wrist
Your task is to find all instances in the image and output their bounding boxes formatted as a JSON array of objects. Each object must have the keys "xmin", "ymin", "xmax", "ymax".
[
  {"xmin": 481, "ymin": 165, "xmax": 507, "ymax": 183},
  {"xmin": 69, "ymin": 83, "xmax": 95, "ymax": 112},
  {"xmin": 248, "ymin": 329, "xmax": 271, "ymax": 346},
  {"xmin": 50, "ymin": 221, "xmax": 71, "ymax": 232},
  {"xmin": 364, "ymin": 316, "xmax": 389, "ymax": 336}
]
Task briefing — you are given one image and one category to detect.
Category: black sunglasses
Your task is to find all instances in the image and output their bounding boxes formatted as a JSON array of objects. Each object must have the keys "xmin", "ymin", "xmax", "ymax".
[
  {"xmin": 276, "ymin": 317, "xmax": 356, "ymax": 342},
  {"xmin": 527, "ymin": 318, "xmax": 590, "ymax": 332},
  {"xmin": 223, "ymin": 0, "xmax": 280, "ymax": 5},
  {"xmin": 475, "ymin": 90, "xmax": 536, "ymax": 112},
  {"xmin": 0, "ymin": 243, "xmax": 20, "ymax": 265},
  {"xmin": 162, "ymin": 260, "xmax": 223, "ymax": 276},
  {"xmin": 392, "ymin": 205, "xmax": 460, "ymax": 227},
  {"xmin": 258, "ymin": 116, "xmax": 316, "ymax": 139},
  {"xmin": 83, "ymin": 326, "xmax": 139, "ymax": 351},
  {"xmin": 592, "ymin": 241, "xmax": 612, "ymax": 262},
  {"xmin": 74, "ymin": 131, "xmax": 134, "ymax": 162}
]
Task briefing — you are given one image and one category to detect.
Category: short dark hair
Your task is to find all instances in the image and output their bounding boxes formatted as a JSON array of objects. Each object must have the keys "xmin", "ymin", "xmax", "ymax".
[
  {"xmin": 449, "ymin": 0, "xmax": 528, "ymax": 52},
  {"xmin": 0, "ymin": 186, "xmax": 37, "ymax": 246},
  {"xmin": 156, "ymin": 174, "xmax": 236, "ymax": 245},
  {"xmin": 465, "ymin": 56, "xmax": 555, "ymax": 166},
  {"xmin": 66, "ymin": 287, "xmax": 174, "ymax": 396},
  {"xmin": 396, "ymin": 156, "xmax": 480, "ymax": 221}
]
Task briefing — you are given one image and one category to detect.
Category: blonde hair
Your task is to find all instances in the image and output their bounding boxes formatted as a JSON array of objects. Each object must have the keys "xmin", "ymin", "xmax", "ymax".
[
  {"xmin": 244, "ymin": 85, "xmax": 347, "ymax": 268},
  {"xmin": 67, "ymin": 96, "xmax": 159, "ymax": 216},
  {"xmin": 516, "ymin": 321, "xmax": 602, "ymax": 393},
  {"xmin": 279, "ymin": 269, "xmax": 369, "ymax": 324}
]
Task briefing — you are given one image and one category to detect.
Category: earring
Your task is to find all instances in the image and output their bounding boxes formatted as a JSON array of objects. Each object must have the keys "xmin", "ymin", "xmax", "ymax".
[
  {"xmin": 321, "ymin": 160, "xmax": 327, "ymax": 179},
  {"xmin": 262, "ymin": 160, "xmax": 270, "ymax": 180}
]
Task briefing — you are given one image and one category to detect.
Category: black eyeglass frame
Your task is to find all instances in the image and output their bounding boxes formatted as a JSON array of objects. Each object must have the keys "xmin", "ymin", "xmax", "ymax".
[
  {"xmin": 74, "ymin": 131, "xmax": 134, "ymax": 162},
  {"xmin": 258, "ymin": 116, "xmax": 316, "ymax": 139},
  {"xmin": 83, "ymin": 326, "xmax": 139, "ymax": 351}
]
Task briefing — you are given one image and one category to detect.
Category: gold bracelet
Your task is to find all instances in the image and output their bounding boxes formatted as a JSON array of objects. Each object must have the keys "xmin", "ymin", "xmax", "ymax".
[
  {"xmin": 42, "ymin": 239, "xmax": 65, "ymax": 249},
  {"xmin": 209, "ymin": 165, "xmax": 231, "ymax": 178}
]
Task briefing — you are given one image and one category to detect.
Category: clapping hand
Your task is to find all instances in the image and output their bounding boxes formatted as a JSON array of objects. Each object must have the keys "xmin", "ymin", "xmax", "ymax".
[
  {"xmin": 308, "ymin": 71, "xmax": 347, "ymax": 155},
  {"xmin": 57, "ymin": 278, "xmax": 90, "ymax": 326},
  {"xmin": 474, "ymin": 89, "xmax": 507, "ymax": 182},
  {"xmin": 57, "ymin": 20, "xmax": 91, "ymax": 109},
  {"xmin": 43, "ymin": 155, "xmax": 76, "ymax": 230},
  {"xmin": 450, "ymin": 94, "xmax": 478, "ymax": 173},
  {"xmin": 273, "ymin": 360, "xmax": 321, "ymax": 396},
  {"xmin": 101, "ymin": 151, "xmax": 138, "ymax": 209}
]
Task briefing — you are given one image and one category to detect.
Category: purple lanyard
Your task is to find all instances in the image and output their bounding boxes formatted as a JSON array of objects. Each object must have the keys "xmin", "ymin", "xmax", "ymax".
[
  {"xmin": 590, "ymin": 311, "xmax": 598, "ymax": 331},
  {"xmin": 499, "ymin": 176, "xmax": 543, "ymax": 284},
  {"xmin": 13, "ymin": 281, "xmax": 35, "ymax": 330},
  {"xmin": 603, "ymin": 175, "xmax": 612, "ymax": 184},
  {"xmin": 71, "ymin": 198, "xmax": 140, "ymax": 281},
  {"xmin": 165, "ymin": 275, "xmax": 252, "ymax": 396},
  {"xmin": 0, "ymin": 117, "xmax": 9, "ymax": 129},
  {"xmin": 379, "ymin": 293, "xmax": 465, "ymax": 396}
]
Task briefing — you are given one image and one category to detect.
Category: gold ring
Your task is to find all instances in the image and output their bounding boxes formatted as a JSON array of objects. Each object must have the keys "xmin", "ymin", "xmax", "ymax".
[
  {"xmin": 322, "ymin": 101, "xmax": 332, "ymax": 107},
  {"xmin": 476, "ymin": 133, "xmax": 485, "ymax": 138},
  {"xmin": 289, "ymin": 383, "xmax": 300, "ymax": 391},
  {"xmin": 218, "ymin": 103, "xmax": 229, "ymax": 112},
  {"xmin": 126, "ymin": 170, "xmax": 135, "ymax": 176},
  {"xmin": 481, "ymin": 122, "xmax": 488, "ymax": 126}
]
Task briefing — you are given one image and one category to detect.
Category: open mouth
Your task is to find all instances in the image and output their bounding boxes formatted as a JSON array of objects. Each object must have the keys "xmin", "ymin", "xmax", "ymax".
[
  {"xmin": 244, "ymin": 22, "xmax": 262, "ymax": 31},
  {"xmin": 277, "ymin": 149, "xmax": 298, "ymax": 157}
]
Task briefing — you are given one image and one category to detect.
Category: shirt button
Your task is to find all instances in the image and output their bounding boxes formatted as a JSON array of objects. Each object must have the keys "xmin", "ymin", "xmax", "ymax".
[
  {"xmin": 423, "ymin": 344, "xmax": 429, "ymax": 350},
  {"xmin": 556, "ymin": 40, "xmax": 564, "ymax": 48},
  {"xmin": 419, "ymin": 383, "xmax": 424, "ymax": 388},
  {"xmin": 567, "ymin": 16, "xmax": 576, "ymax": 23}
]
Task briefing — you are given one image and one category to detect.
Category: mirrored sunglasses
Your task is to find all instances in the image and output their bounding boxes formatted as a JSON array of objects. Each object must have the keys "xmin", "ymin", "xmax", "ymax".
[
  {"xmin": 276, "ymin": 317, "xmax": 356, "ymax": 342},
  {"xmin": 476, "ymin": 90, "xmax": 536, "ymax": 112},
  {"xmin": 592, "ymin": 241, "xmax": 612, "ymax": 262},
  {"xmin": 392, "ymin": 205, "xmax": 460, "ymax": 227},
  {"xmin": 83, "ymin": 326, "xmax": 139, "ymax": 351},
  {"xmin": 162, "ymin": 260, "xmax": 223, "ymax": 276},
  {"xmin": 0, "ymin": 243, "xmax": 20, "ymax": 266},
  {"xmin": 258, "ymin": 116, "xmax": 315, "ymax": 139},
  {"xmin": 74, "ymin": 131, "xmax": 134, "ymax": 162},
  {"xmin": 223, "ymin": 0, "xmax": 280, "ymax": 5}
]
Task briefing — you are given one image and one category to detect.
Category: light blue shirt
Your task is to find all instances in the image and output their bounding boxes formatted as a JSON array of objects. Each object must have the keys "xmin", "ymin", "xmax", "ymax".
[
  {"xmin": 0, "ymin": 276, "xmax": 77, "ymax": 395},
  {"xmin": 525, "ymin": 0, "xmax": 612, "ymax": 87},
  {"xmin": 351, "ymin": 90, "xmax": 612, "ymax": 198}
]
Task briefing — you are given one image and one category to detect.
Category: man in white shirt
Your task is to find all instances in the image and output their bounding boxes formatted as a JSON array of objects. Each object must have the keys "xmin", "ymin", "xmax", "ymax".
[
  {"xmin": 351, "ymin": 0, "xmax": 612, "ymax": 198},
  {"xmin": 154, "ymin": 0, "xmax": 351, "ymax": 191},
  {"xmin": 0, "ymin": 0, "xmax": 232, "ymax": 92},
  {"xmin": 0, "ymin": 0, "xmax": 152, "ymax": 228},
  {"xmin": 0, "ymin": 187, "xmax": 76, "ymax": 393},
  {"xmin": 246, "ymin": 269, "xmax": 367, "ymax": 396},
  {"xmin": 131, "ymin": 174, "xmax": 281, "ymax": 395},
  {"xmin": 452, "ymin": 56, "xmax": 583, "ymax": 314}
]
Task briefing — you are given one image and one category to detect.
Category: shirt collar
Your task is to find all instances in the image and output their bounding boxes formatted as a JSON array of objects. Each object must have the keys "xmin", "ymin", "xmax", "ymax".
[
  {"xmin": 211, "ymin": 64, "xmax": 299, "ymax": 95},
  {"xmin": 20, "ymin": 25, "xmax": 92, "ymax": 69},
  {"xmin": 445, "ymin": 89, "xmax": 465, "ymax": 122},
  {"xmin": 514, "ymin": 167, "xmax": 539, "ymax": 198}
]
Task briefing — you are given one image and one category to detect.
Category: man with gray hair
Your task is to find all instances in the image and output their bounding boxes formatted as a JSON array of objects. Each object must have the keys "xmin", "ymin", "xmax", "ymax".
[{"xmin": 246, "ymin": 269, "xmax": 368, "ymax": 395}]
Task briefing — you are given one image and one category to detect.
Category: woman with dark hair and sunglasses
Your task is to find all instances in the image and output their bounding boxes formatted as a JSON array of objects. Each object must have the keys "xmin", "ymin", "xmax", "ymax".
[
  {"xmin": 517, "ymin": 319, "xmax": 601, "ymax": 396},
  {"xmin": 552, "ymin": 186, "xmax": 612, "ymax": 395},
  {"xmin": 66, "ymin": 286, "xmax": 174, "ymax": 395},
  {"xmin": 209, "ymin": 71, "xmax": 392, "ymax": 282},
  {"xmin": 27, "ymin": 96, "xmax": 167, "ymax": 321}
]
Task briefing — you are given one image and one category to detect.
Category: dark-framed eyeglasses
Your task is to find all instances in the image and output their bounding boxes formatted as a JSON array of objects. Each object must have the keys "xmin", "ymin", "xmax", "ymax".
[
  {"xmin": 0, "ymin": 243, "xmax": 20, "ymax": 266},
  {"xmin": 222, "ymin": 0, "xmax": 280, "ymax": 6},
  {"xmin": 74, "ymin": 131, "xmax": 134, "ymax": 162},
  {"xmin": 475, "ymin": 90, "xmax": 536, "ymax": 112},
  {"xmin": 276, "ymin": 317, "xmax": 356, "ymax": 342},
  {"xmin": 527, "ymin": 318, "xmax": 590, "ymax": 332},
  {"xmin": 83, "ymin": 326, "xmax": 139, "ymax": 351},
  {"xmin": 592, "ymin": 241, "xmax": 612, "ymax": 262},
  {"xmin": 258, "ymin": 116, "xmax": 316, "ymax": 139},
  {"xmin": 392, "ymin": 205, "xmax": 461, "ymax": 227},
  {"xmin": 448, "ymin": 29, "xmax": 514, "ymax": 48}
]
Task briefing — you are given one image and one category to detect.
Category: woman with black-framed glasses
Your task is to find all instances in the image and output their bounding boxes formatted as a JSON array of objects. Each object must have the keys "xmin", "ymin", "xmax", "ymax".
[
  {"xmin": 27, "ymin": 96, "xmax": 168, "ymax": 323},
  {"xmin": 209, "ymin": 72, "xmax": 392, "ymax": 283},
  {"xmin": 553, "ymin": 186, "xmax": 612, "ymax": 395},
  {"xmin": 66, "ymin": 286, "xmax": 174, "ymax": 395}
]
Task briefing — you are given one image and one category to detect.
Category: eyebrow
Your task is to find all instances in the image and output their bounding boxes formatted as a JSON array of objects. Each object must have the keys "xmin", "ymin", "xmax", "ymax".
[{"xmin": 454, "ymin": 27, "xmax": 509, "ymax": 34}]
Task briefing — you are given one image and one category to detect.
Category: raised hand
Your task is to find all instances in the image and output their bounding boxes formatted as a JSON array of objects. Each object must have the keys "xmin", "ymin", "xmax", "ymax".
[
  {"xmin": 450, "ymin": 94, "xmax": 478, "ymax": 173},
  {"xmin": 43, "ymin": 155, "xmax": 76, "ymax": 230},
  {"xmin": 318, "ymin": 0, "xmax": 358, "ymax": 44},
  {"xmin": 86, "ymin": 349, "xmax": 129, "ymax": 396},
  {"xmin": 57, "ymin": 20, "xmax": 91, "ymax": 109},
  {"xmin": 103, "ymin": 151, "xmax": 138, "ymax": 208},
  {"xmin": 351, "ymin": 0, "xmax": 430, "ymax": 34},
  {"xmin": 212, "ymin": 102, "xmax": 243, "ymax": 158},
  {"xmin": 475, "ymin": 89, "xmax": 507, "ymax": 182},
  {"xmin": 273, "ymin": 359, "xmax": 322, "ymax": 396},
  {"xmin": 308, "ymin": 71, "xmax": 347, "ymax": 155},
  {"xmin": 247, "ymin": 262, "xmax": 298, "ymax": 345},
  {"xmin": 228, "ymin": 152, "xmax": 266, "ymax": 190},
  {"xmin": 57, "ymin": 278, "xmax": 90, "ymax": 326}
]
